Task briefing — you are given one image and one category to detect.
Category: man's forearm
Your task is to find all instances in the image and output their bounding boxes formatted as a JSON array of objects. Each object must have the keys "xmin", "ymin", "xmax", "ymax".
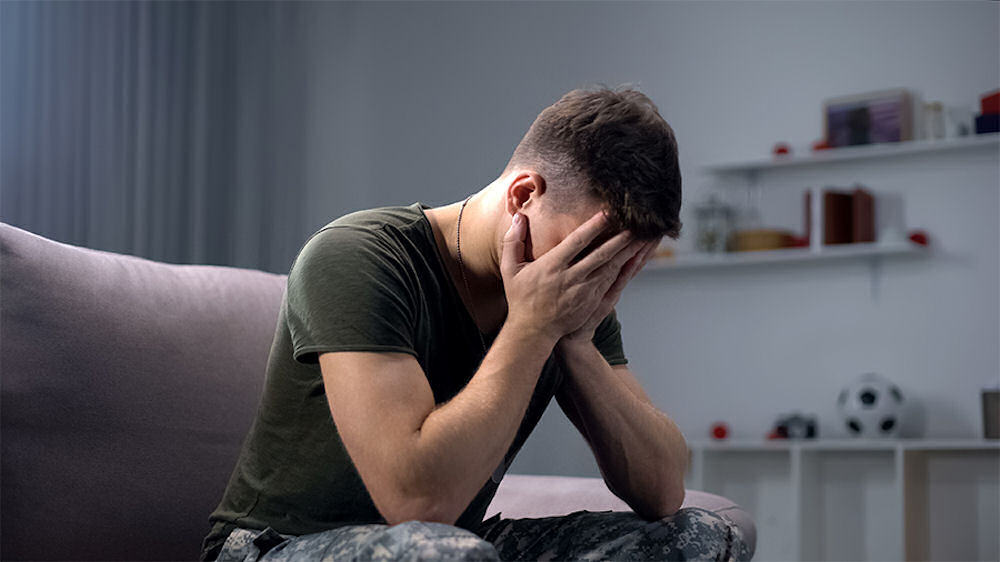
[
  {"xmin": 399, "ymin": 321, "xmax": 556, "ymax": 524},
  {"xmin": 555, "ymin": 339, "xmax": 688, "ymax": 519}
]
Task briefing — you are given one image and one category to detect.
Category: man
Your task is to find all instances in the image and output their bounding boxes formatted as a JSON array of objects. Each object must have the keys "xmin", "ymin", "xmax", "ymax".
[{"xmin": 202, "ymin": 87, "xmax": 748, "ymax": 561}]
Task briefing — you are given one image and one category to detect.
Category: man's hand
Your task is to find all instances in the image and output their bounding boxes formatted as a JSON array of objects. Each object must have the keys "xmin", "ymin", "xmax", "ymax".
[
  {"xmin": 500, "ymin": 211, "xmax": 644, "ymax": 344},
  {"xmin": 551, "ymin": 234, "xmax": 687, "ymax": 520},
  {"xmin": 560, "ymin": 237, "xmax": 660, "ymax": 346}
]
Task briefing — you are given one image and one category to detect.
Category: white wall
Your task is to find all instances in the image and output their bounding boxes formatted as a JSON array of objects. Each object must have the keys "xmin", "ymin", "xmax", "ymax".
[{"xmin": 301, "ymin": 1, "xmax": 1000, "ymax": 476}]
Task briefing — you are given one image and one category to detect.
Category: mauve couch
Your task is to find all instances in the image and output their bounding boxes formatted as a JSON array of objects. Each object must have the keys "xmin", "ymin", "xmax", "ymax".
[{"xmin": 0, "ymin": 222, "xmax": 755, "ymax": 561}]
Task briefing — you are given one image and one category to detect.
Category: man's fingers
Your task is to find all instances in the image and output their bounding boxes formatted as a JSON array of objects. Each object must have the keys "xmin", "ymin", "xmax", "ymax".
[
  {"xmin": 601, "ymin": 239, "xmax": 645, "ymax": 280},
  {"xmin": 602, "ymin": 256, "xmax": 634, "ymax": 305},
  {"xmin": 500, "ymin": 212, "xmax": 528, "ymax": 279},
  {"xmin": 583, "ymin": 240, "xmax": 642, "ymax": 302},
  {"xmin": 624, "ymin": 242, "xmax": 653, "ymax": 280},
  {"xmin": 571, "ymin": 229, "xmax": 634, "ymax": 278},
  {"xmin": 631, "ymin": 240, "xmax": 659, "ymax": 279},
  {"xmin": 597, "ymin": 240, "xmax": 654, "ymax": 309},
  {"xmin": 547, "ymin": 211, "xmax": 610, "ymax": 266}
]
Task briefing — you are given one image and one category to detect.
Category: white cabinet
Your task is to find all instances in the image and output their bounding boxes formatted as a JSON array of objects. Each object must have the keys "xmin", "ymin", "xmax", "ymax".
[{"xmin": 687, "ymin": 440, "xmax": 1000, "ymax": 561}]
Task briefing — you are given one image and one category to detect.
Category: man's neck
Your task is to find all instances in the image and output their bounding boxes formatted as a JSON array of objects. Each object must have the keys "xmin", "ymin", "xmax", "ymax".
[{"xmin": 425, "ymin": 184, "xmax": 508, "ymax": 337}]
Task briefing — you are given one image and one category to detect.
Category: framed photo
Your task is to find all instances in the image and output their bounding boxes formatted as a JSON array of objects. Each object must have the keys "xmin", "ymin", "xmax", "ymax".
[{"xmin": 824, "ymin": 89, "xmax": 914, "ymax": 147}]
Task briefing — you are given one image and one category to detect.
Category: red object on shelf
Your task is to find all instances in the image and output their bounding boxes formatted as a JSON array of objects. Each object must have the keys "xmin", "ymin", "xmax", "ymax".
[
  {"xmin": 811, "ymin": 139, "xmax": 832, "ymax": 151},
  {"xmin": 710, "ymin": 422, "xmax": 730, "ymax": 441},
  {"xmin": 982, "ymin": 90, "xmax": 1000, "ymax": 115},
  {"xmin": 788, "ymin": 235, "xmax": 809, "ymax": 248},
  {"xmin": 767, "ymin": 430, "xmax": 785, "ymax": 440},
  {"xmin": 908, "ymin": 230, "xmax": 929, "ymax": 246},
  {"xmin": 773, "ymin": 143, "xmax": 791, "ymax": 156}
]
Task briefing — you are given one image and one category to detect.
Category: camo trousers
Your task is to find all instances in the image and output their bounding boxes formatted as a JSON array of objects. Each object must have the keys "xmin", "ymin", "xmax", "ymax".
[{"xmin": 214, "ymin": 508, "xmax": 751, "ymax": 561}]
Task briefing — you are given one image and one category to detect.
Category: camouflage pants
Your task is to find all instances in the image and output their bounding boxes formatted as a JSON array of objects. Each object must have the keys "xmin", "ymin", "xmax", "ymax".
[{"xmin": 215, "ymin": 508, "xmax": 751, "ymax": 561}]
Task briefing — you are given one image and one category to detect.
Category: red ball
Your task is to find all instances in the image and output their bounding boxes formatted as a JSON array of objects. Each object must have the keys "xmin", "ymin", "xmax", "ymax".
[{"xmin": 711, "ymin": 422, "xmax": 729, "ymax": 440}]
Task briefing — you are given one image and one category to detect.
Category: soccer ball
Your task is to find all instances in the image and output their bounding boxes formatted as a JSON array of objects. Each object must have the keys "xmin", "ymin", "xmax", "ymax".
[{"xmin": 837, "ymin": 373, "xmax": 905, "ymax": 438}]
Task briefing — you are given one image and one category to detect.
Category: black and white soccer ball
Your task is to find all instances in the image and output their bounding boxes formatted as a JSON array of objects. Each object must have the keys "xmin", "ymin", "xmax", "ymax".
[{"xmin": 837, "ymin": 373, "xmax": 905, "ymax": 438}]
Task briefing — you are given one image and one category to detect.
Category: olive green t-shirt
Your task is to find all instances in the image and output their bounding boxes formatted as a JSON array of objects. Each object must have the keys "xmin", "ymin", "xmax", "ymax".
[{"xmin": 201, "ymin": 203, "xmax": 627, "ymax": 561}]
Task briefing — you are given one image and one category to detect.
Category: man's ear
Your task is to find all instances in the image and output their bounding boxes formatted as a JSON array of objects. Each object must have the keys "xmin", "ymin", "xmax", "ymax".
[{"xmin": 504, "ymin": 171, "xmax": 546, "ymax": 216}]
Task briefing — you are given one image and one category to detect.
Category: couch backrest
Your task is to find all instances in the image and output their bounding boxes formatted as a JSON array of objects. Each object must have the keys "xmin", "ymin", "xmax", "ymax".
[{"xmin": 1, "ymin": 223, "xmax": 288, "ymax": 561}]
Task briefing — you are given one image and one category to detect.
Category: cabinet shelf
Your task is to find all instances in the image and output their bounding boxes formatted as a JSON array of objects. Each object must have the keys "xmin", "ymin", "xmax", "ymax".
[
  {"xmin": 706, "ymin": 133, "xmax": 1000, "ymax": 174},
  {"xmin": 645, "ymin": 241, "xmax": 925, "ymax": 272},
  {"xmin": 688, "ymin": 438, "xmax": 1000, "ymax": 452},
  {"xmin": 687, "ymin": 439, "xmax": 999, "ymax": 561}
]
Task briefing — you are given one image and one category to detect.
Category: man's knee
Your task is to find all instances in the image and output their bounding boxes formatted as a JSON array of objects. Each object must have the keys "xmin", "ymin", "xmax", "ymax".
[
  {"xmin": 386, "ymin": 521, "xmax": 499, "ymax": 562},
  {"xmin": 645, "ymin": 508, "xmax": 749, "ymax": 561}
]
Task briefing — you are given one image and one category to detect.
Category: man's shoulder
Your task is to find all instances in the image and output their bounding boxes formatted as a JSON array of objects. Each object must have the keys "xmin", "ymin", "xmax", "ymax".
[
  {"xmin": 321, "ymin": 202, "xmax": 429, "ymax": 235},
  {"xmin": 291, "ymin": 203, "xmax": 431, "ymax": 275}
]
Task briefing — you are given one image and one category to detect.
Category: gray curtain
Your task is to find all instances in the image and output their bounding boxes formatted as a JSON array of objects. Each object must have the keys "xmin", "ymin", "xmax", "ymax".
[{"xmin": 1, "ymin": 0, "xmax": 310, "ymax": 273}]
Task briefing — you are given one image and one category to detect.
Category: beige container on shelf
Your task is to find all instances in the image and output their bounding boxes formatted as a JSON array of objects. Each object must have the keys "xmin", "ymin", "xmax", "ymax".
[{"xmin": 728, "ymin": 229, "xmax": 794, "ymax": 252}]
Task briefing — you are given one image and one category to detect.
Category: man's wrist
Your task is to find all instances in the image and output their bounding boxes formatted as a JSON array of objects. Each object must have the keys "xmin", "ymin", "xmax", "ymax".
[
  {"xmin": 555, "ymin": 334, "xmax": 595, "ymax": 358},
  {"xmin": 502, "ymin": 316, "xmax": 562, "ymax": 351}
]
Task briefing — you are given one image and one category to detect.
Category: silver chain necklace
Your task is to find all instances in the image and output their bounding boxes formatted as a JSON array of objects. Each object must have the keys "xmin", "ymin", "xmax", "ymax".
[{"xmin": 456, "ymin": 195, "xmax": 488, "ymax": 355}]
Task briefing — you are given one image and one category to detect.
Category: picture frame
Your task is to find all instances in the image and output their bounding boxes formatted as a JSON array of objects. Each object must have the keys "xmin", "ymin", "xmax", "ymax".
[{"xmin": 824, "ymin": 88, "xmax": 914, "ymax": 147}]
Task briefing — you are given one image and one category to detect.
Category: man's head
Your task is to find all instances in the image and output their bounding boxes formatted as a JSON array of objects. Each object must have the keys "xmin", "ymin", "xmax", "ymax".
[{"xmin": 500, "ymin": 87, "xmax": 682, "ymax": 260}]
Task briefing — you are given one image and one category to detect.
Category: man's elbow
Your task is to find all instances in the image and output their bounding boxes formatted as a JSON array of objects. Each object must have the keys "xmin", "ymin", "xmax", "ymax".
[
  {"xmin": 633, "ymin": 480, "xmax": 686, "ymax": 520},
  {"xmin": 660, "ymin": 484, "xmax": 686, "ymax": 516},
  {"xmin": 376, "ymin": 491, "xmax": 463, "ymax": 527}
]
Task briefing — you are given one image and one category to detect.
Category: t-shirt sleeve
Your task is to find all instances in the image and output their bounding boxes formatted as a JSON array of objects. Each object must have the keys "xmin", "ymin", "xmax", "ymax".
[
  {"xmin": 285, "ymin": 226, "xmax": 418, "ymax": 364},
  {"xmin": 592, "ymin": 309, "xmax": 628, "ymax": 366}
]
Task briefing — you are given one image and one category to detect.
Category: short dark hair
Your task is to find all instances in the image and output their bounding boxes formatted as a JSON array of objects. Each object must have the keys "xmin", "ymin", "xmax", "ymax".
[{"xmin": 505, "ymin": 87, "xmax": 682, "ymax": 239}]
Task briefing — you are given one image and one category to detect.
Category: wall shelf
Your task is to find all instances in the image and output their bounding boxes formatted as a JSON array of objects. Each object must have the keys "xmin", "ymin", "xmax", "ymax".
[
  {"xmin": 678, "ymin": 135, "xmax": 984, "ymax": 280},
  {"xmin": 686, "ymin": 439, "xmax": 1000, "ymax": 561},
  {"xmin": 646, "ymin": 241, "xmax": 926, "ymax": 272},
  {"xmin": 706, "ymin": 133, "xmax": 1000, "ymax": 174}
]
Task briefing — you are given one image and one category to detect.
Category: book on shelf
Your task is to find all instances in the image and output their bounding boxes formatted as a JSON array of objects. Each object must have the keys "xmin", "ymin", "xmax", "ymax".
[
  {"xmin": 805, "ymin": 186, "xmax": 876, "ymax": 246},
  {"xmin": 851, "ymin": 188, "xmax": 875, "ymax": 243}
]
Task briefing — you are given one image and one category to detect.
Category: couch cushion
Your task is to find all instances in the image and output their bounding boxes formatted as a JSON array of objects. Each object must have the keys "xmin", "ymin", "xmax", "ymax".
[{"xmin": 1, "ymin": 224, "xmax": 287, "ymax": 561}]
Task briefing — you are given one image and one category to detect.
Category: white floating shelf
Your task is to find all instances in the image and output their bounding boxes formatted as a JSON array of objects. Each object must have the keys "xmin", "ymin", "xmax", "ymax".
[
  {"xmin": 645, "ymin": 241, "xmax": 926, "ymax": 272},
  {"xmin": 706, "ymin": 132, "xmax": 1000, "ymax": 174}
]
